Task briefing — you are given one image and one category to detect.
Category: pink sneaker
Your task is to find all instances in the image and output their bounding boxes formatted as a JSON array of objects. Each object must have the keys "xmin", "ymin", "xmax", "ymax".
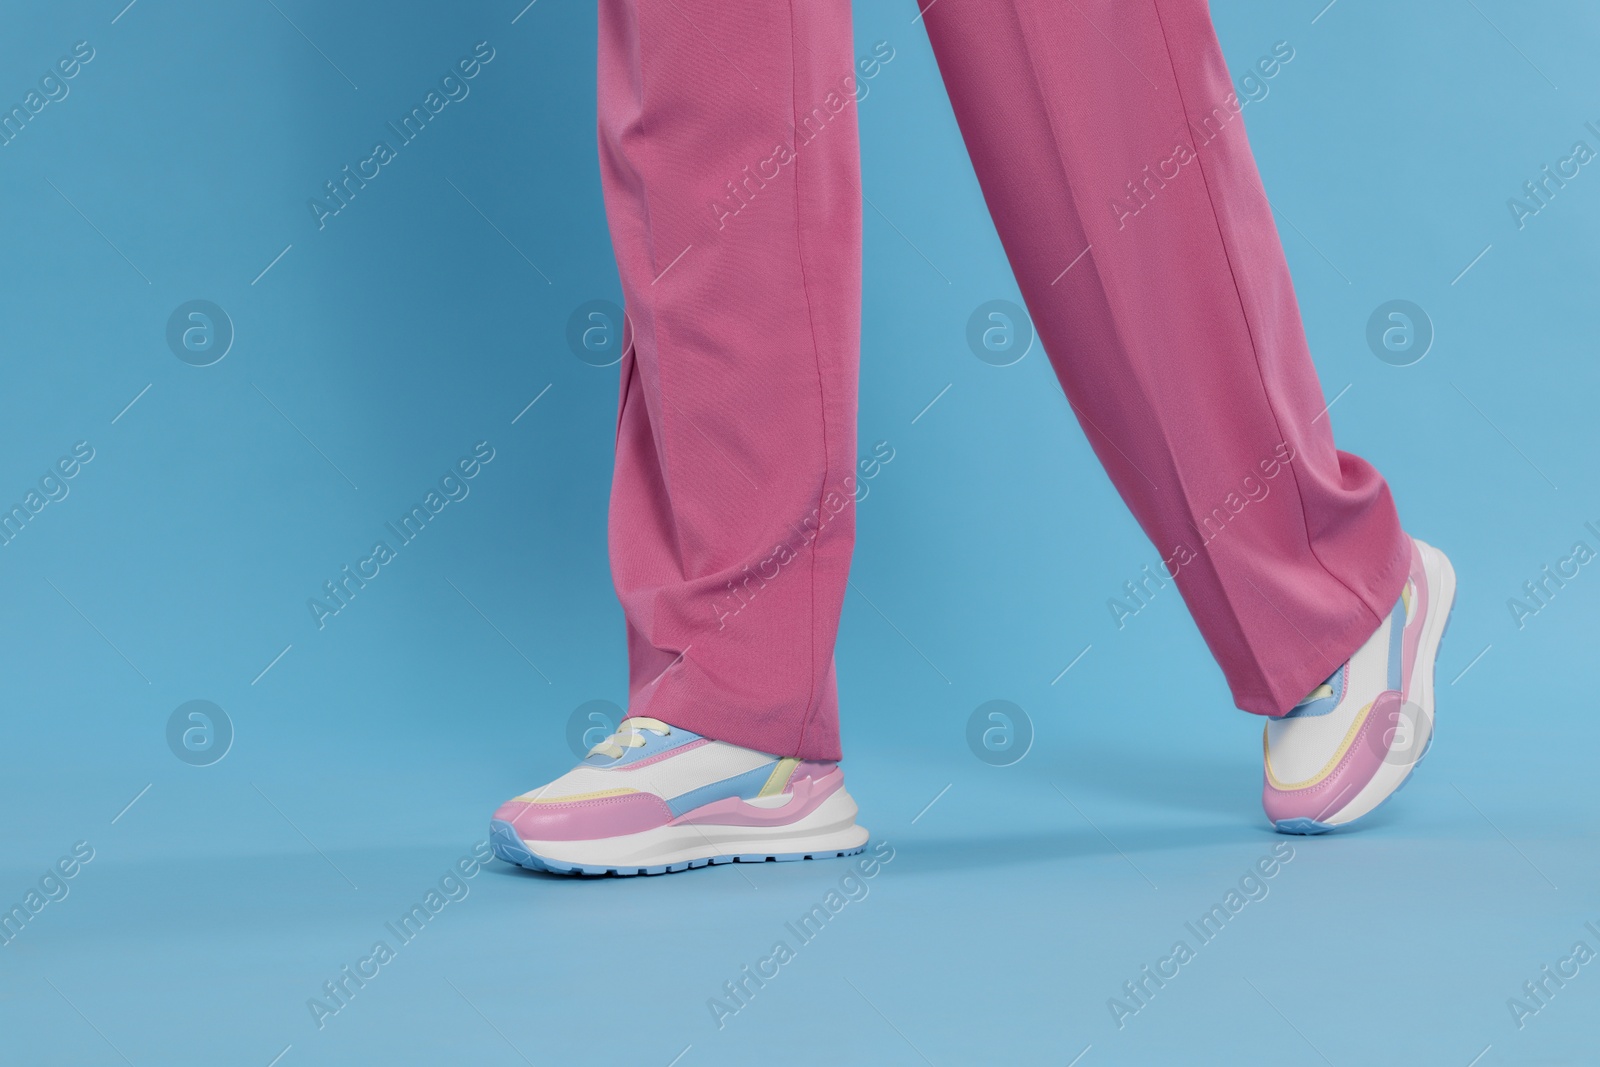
[
  {"xmin": 1263, "ymin": 537, "xmax": 1456, "ymax": 833},
  {"xmin": 490, "ymin": 717, "xmax": 869, "ymax": 875}
]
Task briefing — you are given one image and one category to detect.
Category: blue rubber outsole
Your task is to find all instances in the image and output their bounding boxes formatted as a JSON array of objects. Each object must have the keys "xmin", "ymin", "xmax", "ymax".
[{"xmin": 489, "ymin": 819, "xmax": 867, "ymax": 877}]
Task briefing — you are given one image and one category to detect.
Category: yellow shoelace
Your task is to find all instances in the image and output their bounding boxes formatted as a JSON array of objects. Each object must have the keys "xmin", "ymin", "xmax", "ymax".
[{"xmin": 588, "ymin": 717, "xmax": 672, "ymax": 759}]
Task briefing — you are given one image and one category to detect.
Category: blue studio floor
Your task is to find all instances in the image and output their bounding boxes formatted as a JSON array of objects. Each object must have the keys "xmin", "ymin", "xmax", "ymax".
[{"xmin": 3, "ymin": 1, "xmax": 1599, "ymax": 1065}]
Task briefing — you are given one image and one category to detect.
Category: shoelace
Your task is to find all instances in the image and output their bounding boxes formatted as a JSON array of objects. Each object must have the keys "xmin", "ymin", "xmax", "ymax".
[
  {"xmin": 587, "ymin": 716, "xmax": 672, "ymax": 759},
  {"xmin": 1297, "ymin": 682, "xmax": 1335, "ymax": 705}
]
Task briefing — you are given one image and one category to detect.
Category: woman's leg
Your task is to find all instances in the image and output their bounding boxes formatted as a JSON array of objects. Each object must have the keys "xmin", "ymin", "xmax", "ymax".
[
  {"xmin": 919, "ymin": 0, "xmax": 1411, "ymax": 715},
  {"xmin": 486, "ymin": 2, "xmax": 871, "ymax": 874},
  {"xmin": 597, "ymin": 0, "xmax": 861, "ymax": 760}
]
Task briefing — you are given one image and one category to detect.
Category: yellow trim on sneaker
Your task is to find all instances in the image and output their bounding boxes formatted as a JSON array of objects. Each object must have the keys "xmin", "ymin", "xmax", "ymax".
[
  {"xmin": 757, "ymin": 758, "xmax": 800, "ymax": 797},
  {"xmin": 1263, "ymin": 700, "xmax": 1376, "ymax": 791},
  {"xmin": 516, "ymin": 787, "xmax": 639, "ymax": 804}
]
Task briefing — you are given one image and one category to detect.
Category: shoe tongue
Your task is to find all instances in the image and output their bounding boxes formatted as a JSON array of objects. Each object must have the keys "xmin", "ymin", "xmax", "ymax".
[
  {"xmin": 1295, "ymin": 683, "xmax": 1334, "ymax": 706},
  {"xmin": 1287, "ymin": 666, "xmax": 1343, "ymax": 717}
]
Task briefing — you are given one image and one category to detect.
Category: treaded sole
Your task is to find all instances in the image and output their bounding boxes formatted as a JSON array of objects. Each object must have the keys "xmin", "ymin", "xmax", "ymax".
[{"xmin": 489, "ymin": 819, "xmax": 868, "ymax": 877}]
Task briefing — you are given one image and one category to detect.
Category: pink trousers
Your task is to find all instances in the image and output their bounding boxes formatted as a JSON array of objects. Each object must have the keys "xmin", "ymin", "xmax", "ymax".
[{"xmin": 597, "ymin": 0, "xmax": 1410, "ymax": 761}]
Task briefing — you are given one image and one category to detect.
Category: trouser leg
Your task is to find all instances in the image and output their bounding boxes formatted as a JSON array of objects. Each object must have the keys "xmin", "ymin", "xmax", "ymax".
[
  {"xmin": 597, "ymin": 0, "xmax": 861, "ymax": 757},
  {"xmin": 920, "ymin": 0, "xmax": 1409, "ymax": 714}
]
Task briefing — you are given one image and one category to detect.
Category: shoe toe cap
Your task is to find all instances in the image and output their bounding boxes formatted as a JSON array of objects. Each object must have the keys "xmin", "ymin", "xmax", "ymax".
[{"xmin": 493, "ymin": 790, "xmax": 671, "ymax": 842}]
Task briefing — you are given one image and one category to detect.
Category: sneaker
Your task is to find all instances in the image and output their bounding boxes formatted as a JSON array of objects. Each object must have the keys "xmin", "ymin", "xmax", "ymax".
[
  {"xmin": 1263, "ymin": 536, "xmax": 1456, "ymax": 834},
  {"xmin": 489, "ymin": 717, "xmax": 870, "ymax": 875}
]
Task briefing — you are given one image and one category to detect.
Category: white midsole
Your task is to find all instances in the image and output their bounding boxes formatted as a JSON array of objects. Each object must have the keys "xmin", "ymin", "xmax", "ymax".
[
  {"xmin": 1326, "ymin": 539, "xmax": 1456, "ymax": 825},
  {"xmin": 518, "ymin": 787, "xmax": 870, "ymax": 867}
]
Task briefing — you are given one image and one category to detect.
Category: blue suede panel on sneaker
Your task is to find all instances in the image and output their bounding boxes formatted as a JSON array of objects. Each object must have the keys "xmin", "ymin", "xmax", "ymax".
[{"xmin": 664, "ymin": 761, "xmax": 779, "ymax": 817}]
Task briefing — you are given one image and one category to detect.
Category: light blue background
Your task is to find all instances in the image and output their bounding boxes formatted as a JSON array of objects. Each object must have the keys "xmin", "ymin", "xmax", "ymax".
[{"xmin": 1, "ymin": 1, "xmax": 1596, "ymax": 1064}]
